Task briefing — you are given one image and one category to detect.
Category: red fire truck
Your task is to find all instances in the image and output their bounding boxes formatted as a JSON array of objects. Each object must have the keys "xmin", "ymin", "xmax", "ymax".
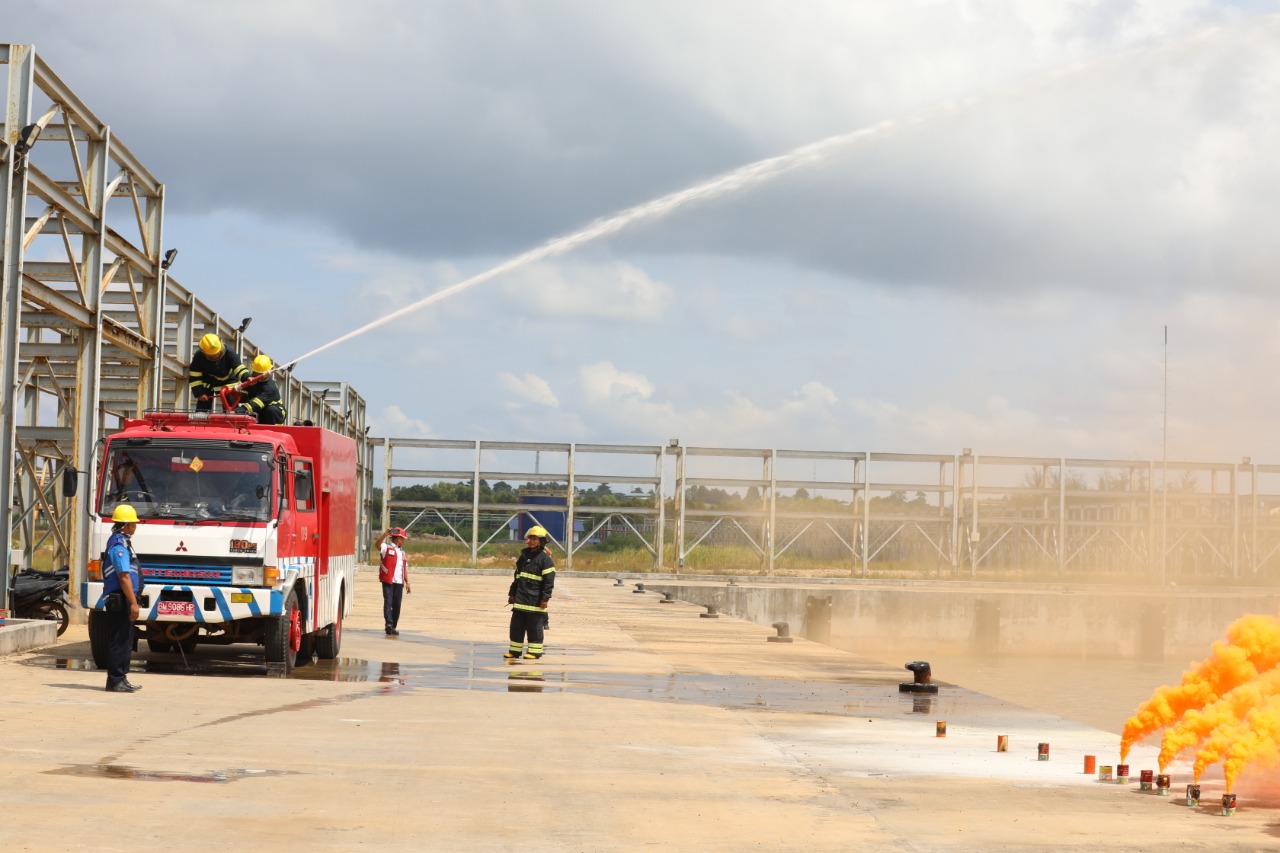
[{"xmin": 82, "ymin": 411, "xmax": 357, "ymax": 673}]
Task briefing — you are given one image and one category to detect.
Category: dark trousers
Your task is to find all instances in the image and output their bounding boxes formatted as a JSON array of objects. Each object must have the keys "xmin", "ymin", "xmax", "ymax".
[
  {"xmin": 509, "ymin": 609, "xmax": 546, "ymax": 653},
  {"xmin": 256, "ymin": 404, "xmax": 286, "ymax": 425},
  {"xmin": 382, "ymin": 582, "xmax": 404, "ymax": 630},
  {"xmin": 105, "ymin": 609, "xmax": 134, "ymax": 685}
]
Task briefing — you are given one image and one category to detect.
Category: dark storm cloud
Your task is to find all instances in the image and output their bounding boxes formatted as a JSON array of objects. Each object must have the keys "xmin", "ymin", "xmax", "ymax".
[
  {"xmin": 7, "ymin": 2, "xmax": 760, "ymax": 256},
  {"xmin": 8, "ymin": 1, "xmax": 1279, "ymax": 299}
]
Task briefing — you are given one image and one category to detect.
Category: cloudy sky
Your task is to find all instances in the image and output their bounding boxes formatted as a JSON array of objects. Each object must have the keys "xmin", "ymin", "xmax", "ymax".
[{"xmin": 9, "ymin": 1, "xmax": 1280, "ymax": 465}]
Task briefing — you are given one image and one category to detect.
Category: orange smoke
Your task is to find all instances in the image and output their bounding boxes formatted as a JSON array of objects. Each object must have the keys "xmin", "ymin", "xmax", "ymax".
[
  {"xmin": 1192, "ymin": 691, "xmax": 1280, "ymax": 791},
  {"xmin": 1120, "ymin": 614, "xmax": 1280, "ymax": 764},
  {"xmin": 1158, "ymin": 668, "xmax": 1280, "ymax": 772}
]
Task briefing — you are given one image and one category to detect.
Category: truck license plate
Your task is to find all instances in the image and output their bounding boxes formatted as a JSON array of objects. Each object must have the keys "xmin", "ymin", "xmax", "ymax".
[{"xmin": 157, "ymin": 601, "xmax": 195, "ymax": 617}]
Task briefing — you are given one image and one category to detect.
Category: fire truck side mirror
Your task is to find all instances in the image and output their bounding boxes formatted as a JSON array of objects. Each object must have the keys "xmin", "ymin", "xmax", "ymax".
[
  {"xmin": 295, "ymin": 470, "xmax": 313, "ymax": 503},
  {"xmin": 62, "ymin": 466, "xmax": 79, "ymax": 498}
]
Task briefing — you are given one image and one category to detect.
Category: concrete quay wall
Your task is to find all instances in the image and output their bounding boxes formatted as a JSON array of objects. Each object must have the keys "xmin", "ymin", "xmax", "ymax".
[{"xmin": 642, "ymin": 580, "xmax": 1280, "ymax": 661}]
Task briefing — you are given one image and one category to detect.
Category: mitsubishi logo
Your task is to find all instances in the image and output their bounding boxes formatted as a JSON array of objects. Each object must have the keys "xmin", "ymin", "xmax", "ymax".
[{"xmin": 175, "ymin": 541, "xmax": 189, "ymax": 552}]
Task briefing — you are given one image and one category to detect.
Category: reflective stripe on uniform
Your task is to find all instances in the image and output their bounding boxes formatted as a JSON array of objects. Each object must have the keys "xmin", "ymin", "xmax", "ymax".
[
  {"xmin": 513, "ymin": 603, "xmax": 546, "ymax": 612},
  {"xmin": 516, "ymin": 572, "xmax": 541, "ymax": 581}
]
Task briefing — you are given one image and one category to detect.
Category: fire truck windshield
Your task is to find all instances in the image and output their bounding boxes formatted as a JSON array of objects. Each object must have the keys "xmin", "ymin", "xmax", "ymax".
[{"xmin": 100, "ymin": 444, "xmax": 275, "ymax": 522}]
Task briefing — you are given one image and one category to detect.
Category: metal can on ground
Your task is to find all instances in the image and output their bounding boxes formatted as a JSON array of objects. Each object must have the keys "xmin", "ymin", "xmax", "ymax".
[
  {"xmin": 1116, "ymin": 764, "xmax": 1130, "ymax": 783},
  {"xmin": 936, "ymin": 721, "xmax": 947, "ymax": 737},
  {"xmin": 1222, "ymin": 793, "xmax": 1236, "ymax": 816},
  {"xmin": 1099, "ymin": 765, "xmax": 1113, "ymax": 782},
  {"xmin": 1186, "ymin": 784, "xmax": 1200, "ymax": 806},
  {"xmin": 997, "ymin": 735, "xmax": 1009, "ymax": 752},
  {"xmin": 1083, "ymin": 755, "xmax": 1096, "ymax": 774},
  {"xmin": 1156, "ymin": 774, "xmax": 1171, "ymax": 796},
  {"xmin": 1037, "ymin": 742, "xmax": 1050, "ymax": 761},
  {"xmin": 1140, "ymin": 769, "xmax": 1154, "ymax": 791}
]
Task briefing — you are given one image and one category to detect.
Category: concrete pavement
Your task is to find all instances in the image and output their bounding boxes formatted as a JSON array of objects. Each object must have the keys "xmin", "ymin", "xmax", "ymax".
[{"xmin": 1, "ymin": 571, "xmax": 1276, "ymax": 851}]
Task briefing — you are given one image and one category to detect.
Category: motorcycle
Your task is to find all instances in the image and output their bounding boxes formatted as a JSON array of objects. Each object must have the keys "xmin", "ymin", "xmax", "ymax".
[{"xmin": 10, "ymin": 567, "xmax": 70, "ymax": 636}]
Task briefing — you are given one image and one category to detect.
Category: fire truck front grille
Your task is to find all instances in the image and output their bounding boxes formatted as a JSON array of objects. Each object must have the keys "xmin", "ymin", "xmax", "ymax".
[{"xmin": 142, "ymin": 562, "xmax": 234, "ymax": 585}]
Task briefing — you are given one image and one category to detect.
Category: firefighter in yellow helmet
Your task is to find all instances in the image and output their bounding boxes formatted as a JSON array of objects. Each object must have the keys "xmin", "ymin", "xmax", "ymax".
[
  {"xmin": 187, "ymin": 333, "xmax": 248, "ymax": 412},
  {"xmin": 505, "ymin": 524, "xmax": 555, "ymax": 660},
  {"xmin": 237, "ymin": 354, "xmax": 287, "ymax": 425}
]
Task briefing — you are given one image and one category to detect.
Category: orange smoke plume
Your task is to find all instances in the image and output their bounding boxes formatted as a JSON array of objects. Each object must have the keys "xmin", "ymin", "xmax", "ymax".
[
  {"xmin": 1158, "ymin": 667, "xmax": 1280, "ymax": 772},
  {"xmin": 1192, "ymin": 691, "xmax": 1280, "ymax": 791},
  {"xmin": 1120, "ymin": 614, "xmax": 1280, "ymax": 763}
]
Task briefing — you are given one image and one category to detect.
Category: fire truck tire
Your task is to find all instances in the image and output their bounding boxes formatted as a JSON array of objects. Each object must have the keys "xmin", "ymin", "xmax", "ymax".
[
  {"xmin": 146, "ymin": 637, "xmax": 175, "ymax": 653},
  {"xmin": 178, "ymin": 633, "xmax": 198, "ymax": 654},
  {"xmin": 295, "ymin": 633, "xmax": 315, "ymax": 668},
  {"xmin": 88, "ymin": 610, "xmax": 110, "ymax": 669},
  {"xmin": 315, "ymin": 590, "xmax": 343, "ymax": 659},
  {"xmin": 265, "ymin": 589, "xmax": 300, "ymax": 673}
]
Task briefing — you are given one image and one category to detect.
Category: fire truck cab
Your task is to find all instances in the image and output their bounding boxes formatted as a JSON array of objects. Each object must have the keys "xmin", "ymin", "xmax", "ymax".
[{"xmin": 82, "ymin": 411, "xmax": 357, "ymax": 673}]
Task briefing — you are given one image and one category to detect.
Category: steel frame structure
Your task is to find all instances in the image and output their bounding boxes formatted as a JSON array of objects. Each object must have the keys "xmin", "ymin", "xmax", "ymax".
[
  {"xmin": 2, "ymin": 45, "xmax": 374, "ymax": 607},
  {"xmin": 378, "ymin": 434, "xmax": 1280, "ymax": 580},
  {"xmin": 380, "ymin": 439, "xmax": 666, "ymax": 569}
]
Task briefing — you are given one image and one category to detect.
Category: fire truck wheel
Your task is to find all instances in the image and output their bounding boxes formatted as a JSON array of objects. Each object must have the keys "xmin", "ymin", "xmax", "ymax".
[
  {"xmin": 315, "ymin": 590, "xmax": 343, "ymax": 659},
  {"xmin": 88, "ymin": 610, "xmax": 110, "ymax": 669},
  {"xmin": 146, "ymin": 637, "xmax": 175, "ymax": 654},
  {"xmin": 265, "ymin": 589, "xmax": 300, "ymax": 673},
  {"xmin": 295, "ymin": 633, "xmax": 315, "ymax": 668}
]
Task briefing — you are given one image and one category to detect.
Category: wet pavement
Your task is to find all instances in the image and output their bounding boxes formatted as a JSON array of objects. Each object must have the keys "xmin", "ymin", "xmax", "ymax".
[{"xmin": 2, "ymin": 572, "xmax": 1278, "ymax": 851}]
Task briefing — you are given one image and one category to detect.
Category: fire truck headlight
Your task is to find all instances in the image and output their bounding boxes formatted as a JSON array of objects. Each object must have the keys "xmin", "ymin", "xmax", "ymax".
[{"xmin": 232, "ymin": 566, "xmax": 264, "ymax": 586}]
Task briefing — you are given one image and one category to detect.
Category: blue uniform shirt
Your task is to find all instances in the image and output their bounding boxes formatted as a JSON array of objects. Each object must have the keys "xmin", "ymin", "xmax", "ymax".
[{"xmin": 102, "ymin": 530, "xmax": 140, "ymax": 600}]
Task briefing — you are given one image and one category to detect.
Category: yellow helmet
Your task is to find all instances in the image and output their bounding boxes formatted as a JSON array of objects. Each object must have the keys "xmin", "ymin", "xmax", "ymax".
[
  {"xmin": 251, "ymin": 354, "xmax": 273, "ymax": 374},
  {"xmin": 526, "ymin": 525, "xmax": 549, "ymax": 539},
  {"xmin": 199, "ymin": 333, "xmax": 223, "ymax": 357},
  {"xmin": 111, "ymin": 504, "xmax": 139, "ymax": 523}
]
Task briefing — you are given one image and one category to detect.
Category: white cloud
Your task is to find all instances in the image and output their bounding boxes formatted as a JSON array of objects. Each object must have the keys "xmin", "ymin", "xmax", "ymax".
[
  {"xmin": 370, "ymin": 405, "xmax": 433, "ymax": 438},
  {"xmin": 497, "ymin": 260, "xmax": 673, "ymax": 323},
  {"xmin": 498, "ymin": 372, "xmax": 560, "ymax": 407},
  {"xmin": 579, "ymin": 362, "xmax": 657, "ymax": 404}
]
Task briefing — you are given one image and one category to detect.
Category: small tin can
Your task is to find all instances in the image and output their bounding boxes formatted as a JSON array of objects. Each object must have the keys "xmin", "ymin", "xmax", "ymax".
[
  {"xmin": 1140, "ymin": 769, "xmax": 1154, "ymax": 791},
  {"xmin": 1083, "ymin": 755, "xmax": 1096, "ymax": 774},
  {"xmin": 997, "ymin": 735, "xmax": 1009, "ymax": 752},
  {"xmin": 1186, "ymin": 784, "xmax": 1200, "ymax": 806},
  {"xmin": 1116, "ymin": 764, "xmax": 1130, "ymax": 783},
  {"xmin": 1099, "ymin": 765, "xmax": 1114, "ymax": 782},
  {"xmin": 1037, "ymin": 742, "xmax": 1050, "ymax": 761},
  {"xmin": 1156, "ymin": 774, "xmax": 1171, "ymax": 796},
  {"xmin": 936, "ymin": 721, "xmax": 947, "ymax": 738},
  {"xmin": 1222, "ymin": 793, "xmax": 1236, "ymax": 816}
]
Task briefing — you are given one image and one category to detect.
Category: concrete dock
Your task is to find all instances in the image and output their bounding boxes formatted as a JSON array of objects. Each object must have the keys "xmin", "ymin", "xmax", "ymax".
[{"xmin": 1, "ymin": 572, "xmax": 1276, "ymax": 851}]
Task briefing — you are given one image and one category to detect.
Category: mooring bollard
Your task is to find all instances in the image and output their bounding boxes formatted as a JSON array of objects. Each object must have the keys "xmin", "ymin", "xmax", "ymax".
[
  {"xmin": 700, "ymin": 604, "xmax": 720, "ymax": 619},
  {"xmin": 899, "ymin": 660, "xmax": 939, "ymax": 694},
  {"xmin": 727, "ymin": 578, "xmax": 738, "ymax": 586},
  {"xmin": 614, "ymin": 577, "xmax": 625, "ymax": 587},
  {"xmin": 633, "ymin": 583, "xmax": 647, "ymax": 594},
  {"xmin": 659, "ymin": 591, "xmax": 676, "ymax": 604},
  {"xmin": 768, "ymin": 621, "xmax": 793, "ymax": 643}
]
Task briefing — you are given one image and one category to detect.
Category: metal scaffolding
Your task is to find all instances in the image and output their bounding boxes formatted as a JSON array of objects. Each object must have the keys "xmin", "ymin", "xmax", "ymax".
[{"xmin": 2, "ymin": 44, "xmax": 374, "ymax": 608}]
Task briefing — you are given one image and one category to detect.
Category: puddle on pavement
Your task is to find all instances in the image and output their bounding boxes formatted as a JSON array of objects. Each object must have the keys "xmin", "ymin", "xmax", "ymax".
[
  {"xmin": 24, "ymin": 634, "xmax": 1049, "ymax": 726},
  {"xmin": 46, "ymin": 764, "xmax": 297, "ymax": 783}
]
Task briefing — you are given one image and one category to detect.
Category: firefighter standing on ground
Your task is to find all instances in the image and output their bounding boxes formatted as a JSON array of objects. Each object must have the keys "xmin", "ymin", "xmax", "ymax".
[
  {"xmin": 187, "ymin": 333, "xmax": 249, "ymax": 412},
  {"xmin": 375, "ymin": 528, "xmax": 411, "ymax": 636},
  {"xmin": 506, "ymin": 525, "xmax": 555, "ymax": 660},
  {"xmin": 100, "ymin": 505, "xmax": 143, "ymax": 693},
  {"xmin": 237, "ymin": 354, "xmax": 288, "ymax": 424}
]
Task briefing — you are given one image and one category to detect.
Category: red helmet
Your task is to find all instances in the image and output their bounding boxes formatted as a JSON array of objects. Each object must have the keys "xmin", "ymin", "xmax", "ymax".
[{"xmin": 389, "ymin": 527, "xmax": 407, "ymax": 539}]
